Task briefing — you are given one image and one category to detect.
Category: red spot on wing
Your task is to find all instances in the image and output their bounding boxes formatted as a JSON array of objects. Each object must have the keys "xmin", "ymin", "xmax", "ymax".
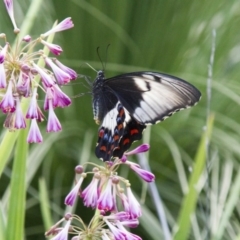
[
  {"xmin": 100, "ymin": 146, "xmax": 107, "ymax": 151},
  {"xmin": 117, "ymin": 123, "xmax": 123, "ymax": 130},
  {"xmin": 119, "ymin": 108, "xmax": 124, "ymax": 117},
  {"xmin": 114, "ymin": 135, "xmax": 119, "ymax": 141},
  {"xmin": 130, "ymin": 129, "xmax": 139, "ymax": 135},
  {"xmin": 99, "ymin": 129, "xmax": 104, "ymax": 138},
  {"xmin": 95, "ymin": 103, "xmax": 146, "ymax": 161},
  {"xmin": 113, "ymin": 119, "xmax": 146, "ymax": 159},
  {"xmin": 123, "ymin": 138, "xmax": 130, "ymax": 145}
]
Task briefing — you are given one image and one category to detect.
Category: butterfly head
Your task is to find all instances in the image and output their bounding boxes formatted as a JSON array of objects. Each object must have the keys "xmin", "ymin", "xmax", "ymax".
[
  {"xmin": 96, "ymin": 70, "xmax": 105, "ymax": 80},
  {"xmin": 92, "ymin": 70, "xmax": 105, "ymax": 92}
]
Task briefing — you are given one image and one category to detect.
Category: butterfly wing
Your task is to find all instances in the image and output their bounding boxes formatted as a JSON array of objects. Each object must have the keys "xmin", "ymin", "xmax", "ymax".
[
  {"xmin": 105, "ymin": 72, "xmax": 201, "ymax": 124},
  {"xmin": 94, "ymin": 101, "xmax": 146, "ymax": 161},
  {"xmin": 94, "ymin": 71, "xmax": 201, "ymax": 161},
  {"xmin": 94, "ymin": 100, "xmax": 125, "ymax": 161}
]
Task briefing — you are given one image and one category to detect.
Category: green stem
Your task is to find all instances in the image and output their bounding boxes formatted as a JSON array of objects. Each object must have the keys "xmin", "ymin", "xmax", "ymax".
[{"xmin": 13, "ymin": 0, "xmax": 44, "ymax": 46}]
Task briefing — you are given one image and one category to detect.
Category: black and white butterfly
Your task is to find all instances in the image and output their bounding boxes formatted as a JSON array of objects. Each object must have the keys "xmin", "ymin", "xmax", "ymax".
[{"xmin": 92, "ymin": 71, "xmax": 201, "ymax": 161}]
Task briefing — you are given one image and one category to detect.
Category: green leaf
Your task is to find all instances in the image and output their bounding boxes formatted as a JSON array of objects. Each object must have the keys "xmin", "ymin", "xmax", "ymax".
[
  {"xmin": 173, "ymin": 114, "xmax": 214, "ymax": 240},
  {"xmin": 6, "ymin": 128, "xmax": 28, "ymax": 240},
  {"xmin": 0, "ymin": 131, "xmax": 19, "ymax": 177},
  {"xmin": 39, "ymin": 178, "xmax": 53, "ymax": 231},
  {"xmin": 212, "ymin": 167, "xmax": 240, "ymax": 240},
  {"xmin": 0, "ymin": 203, "xmax": 6, "ymax": 240}
]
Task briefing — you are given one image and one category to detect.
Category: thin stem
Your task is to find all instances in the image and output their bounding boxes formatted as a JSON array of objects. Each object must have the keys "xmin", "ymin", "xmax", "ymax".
[
  {"xmin": 205, "ymin": 29, "xmax": 216, "ymax": 239},
  {"xmin": 12, "ymin": 0, "xmax": 44, "ymax": 47},
  {"xmin": 137, "ymin": 153, "xmax": 172, "ymax": 240}
]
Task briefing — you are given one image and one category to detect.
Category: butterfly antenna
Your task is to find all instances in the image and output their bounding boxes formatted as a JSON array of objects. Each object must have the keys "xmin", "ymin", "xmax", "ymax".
[
  {"xmin": 97, "ymin": 47, "xmax": 105, "ymax": 71},
  {"xmin": 104, "ymin": 44, "xmax": 111, "ymax": 70}
]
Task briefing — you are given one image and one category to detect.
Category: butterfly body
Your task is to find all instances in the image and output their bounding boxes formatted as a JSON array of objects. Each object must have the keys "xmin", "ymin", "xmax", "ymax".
[{"xmin": 92, "ymin": 71, "xmax": 201, "ymax": 161}]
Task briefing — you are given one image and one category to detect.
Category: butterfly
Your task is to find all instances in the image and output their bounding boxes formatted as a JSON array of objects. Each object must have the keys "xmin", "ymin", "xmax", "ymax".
[{"xmin": 92, "ymin": 70, "xmax": 201, "ymax": 161}]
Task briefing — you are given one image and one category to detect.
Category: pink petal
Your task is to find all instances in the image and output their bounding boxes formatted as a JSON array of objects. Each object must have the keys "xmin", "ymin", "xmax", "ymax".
[{"xmin": 27, "ymin": 119, "xmax": 43, "ymax": 143}]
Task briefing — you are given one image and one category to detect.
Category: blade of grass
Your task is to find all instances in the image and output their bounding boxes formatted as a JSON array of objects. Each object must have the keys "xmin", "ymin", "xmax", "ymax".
[
  {"xmin": 173, "ymin": 114, "xmax": 214, "ymax": 240},
  {"xmin": 140, "ymin": 195, "xmax": 164, "ymax": 240},
  {"xmin": 212, "ymin": 166, "xmax": 240, "ymax": 240},
  {"xmin": 0, "ymin": 131, "xmax": 19, "ymax": 176},
  {"xmin": 0, "ymin": 203, "xmax": 6, "ymax": 240},
  {"xmin": 72, "ymin": 0, "xmax": 139, "ymax": 55},
  {"xmin": 138, "ymin": 153, "xmax": 171, "ymax": 240},
  {"xmin": 39, "ymin": 178, "xmax": 53, "ymax": 231},
  {"xmin": 6, "ymin": 128, "xmax": 28, "ymax": 240}
]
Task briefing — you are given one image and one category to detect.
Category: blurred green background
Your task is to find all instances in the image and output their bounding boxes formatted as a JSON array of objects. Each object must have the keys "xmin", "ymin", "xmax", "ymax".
[{"xmin": 1, "ymin": 0, "xmax": 240, "ymax": 239}]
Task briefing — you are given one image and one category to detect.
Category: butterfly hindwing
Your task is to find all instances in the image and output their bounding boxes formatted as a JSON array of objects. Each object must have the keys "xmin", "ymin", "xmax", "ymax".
[
  {"xmin": 95, "ymin": 102, "xmax": 146, "ymax": 161},
  {"xmin": 95, "ymin": 102, "xmax": 126, "ymax": 160},
  {"xmin": 112, "ymin": 118, "xmax": 146, "ymax": 159},
  {"xmin": 92, "ymin": 71, "xmax": 201, "ymax": 161}
]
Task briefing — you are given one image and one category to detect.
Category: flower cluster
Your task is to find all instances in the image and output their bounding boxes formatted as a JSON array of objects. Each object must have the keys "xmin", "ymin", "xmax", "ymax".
[
  {"xmin": 1, "ymin": 0, "xmax": 77, "ymax": 142},
  {"xmin": 46, "ymin": 144, "xmax": 155, "ymax": 240}
]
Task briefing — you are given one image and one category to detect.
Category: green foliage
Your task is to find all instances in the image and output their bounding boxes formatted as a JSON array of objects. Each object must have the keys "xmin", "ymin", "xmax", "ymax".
[{"xmin": 1, "ymin": 0, "xmax": 240, "ymax": 239}]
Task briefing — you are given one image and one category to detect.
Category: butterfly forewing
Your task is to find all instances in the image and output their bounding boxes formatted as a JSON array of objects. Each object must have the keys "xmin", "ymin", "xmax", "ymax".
[
  {"xmin": 92, "ymin": 71, "xmax": 201, "ymax": 161},
  {"xmin": 106, "ymin": 72, "xmax": 201, "ymax": 124}
]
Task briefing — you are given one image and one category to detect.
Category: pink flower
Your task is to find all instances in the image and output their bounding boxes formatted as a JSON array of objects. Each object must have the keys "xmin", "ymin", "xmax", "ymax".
[
  {"xmin": 41, "ymin": 17, "xmax": 74, "ymax": 37},
  {"xmin": 27, "ymin": 119, "xmax": 43, "ymax": 143},
  {"xmin": 127, "ymin": 162, "xmax": 155, "ymax": 182},
  {"xmin": 36, "ymin": 106, "xmax": 45, "ymax": 122},
  {"xmin": 52, "ymin": 84, "xmax": 71, "ymax": 108},
  {"xmin": 22, "ymin": 35, "xmax": 31, "ymax": 42},
  {"xmin": 44, "ymin": 87, "xmax": 54, "ymax": 111},
  {"xmin": 45, "ymin": 57, "xmax": 71, "ymax": 85},
  {"xmin": 0, "ymin": 43, "xmax": 9, "ymax": 63},
  {"xmin": 44, "ymin": 85, "xmax": 71, "ymax": 110},
  {"xmin": 97, "ymin": 178, "xmax": 114, "ymax": 211},
  {"xmin": 126, "ymin": 187, "xmax": 141, "ymax": 219},
  {"xmin": 114, "ymin": 212, "xmax": 130, "ymax": 221},
  {"xmin": 75, "ymin": 165, "xmax": 84, "ymax": 174},
  {"xmin": 82, "ymin": 177, "xmax": 99, "ymax": 208},
  {"xmin": 104, "ymin": 212, "xmax": 139, "ymax": 227},
  {"xmin": 121, "ymin": 218, "xmax": 139, "ymax": 228},
  {"xmin": 54, "ymin": 59, "xmax": 77, "ymax": 80},
  {"xmin": 20, "ymin": 64, "xmax": 30, "ymax": 73},
  {"xmin": 50, "ymin": 220, "xmax": 70, "ymax": 240},
  {"xmin": 41, "ymin": 40, "xmax": 63, "ymax": 56},
  {"xmin": 0, "ymin": 63, "xmax": 6, "ymax": 88},
  {"xmin": 26, "ymin": 88, "xmax": 38, "ymax": 119},
  {"xmin": 65, "ymin": 176, "xmax": 84, "ymax": 206},
  {"xmin": 0, "ymin": 80, "xmax": 15, "ymax": 113},
  {"xmin": 121, "ymin": 143, "xmax": 150, "ymax": 163},
  {"xmin": 0, "ymin": 17, "xmax": 74, "ymax": 142},
  {"xmin": 117, "ymin": 222, "xmax": 142, "ymax": 240},
  {"xmin": 46, "ymin": 99, "xmax": 62, "ymax": 132},
  {"xmin": 16, "ymin": 72, "xmax": 32, "ymax": 97},
  {"xmin": 124, "ymin": 144, "xmax": 150, "ymax": 156},
  {"xmin": 14, "ymin": 98, "xmax": 26, "ymax": 129},
  {"xmin": 101, "ymin": 231, "xmax": 112, "ymax": 240},
  {"xmin": 105, "ymin": 220, "xmax": 126, "ymax": 240},
  {"xmin": 119, "ymin": 192, "xmax": 129, "ymax": 213},
  {"xmin": 3, "ymin": 0, "xmax": 19, "ymax": 33},
  {"xmin": 112, "ymin": 183, "xmax": 118, "ymax": 212},
  {"xmin": 32, "ymin": 62, "xmax": 55, "ymax": 87}
]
